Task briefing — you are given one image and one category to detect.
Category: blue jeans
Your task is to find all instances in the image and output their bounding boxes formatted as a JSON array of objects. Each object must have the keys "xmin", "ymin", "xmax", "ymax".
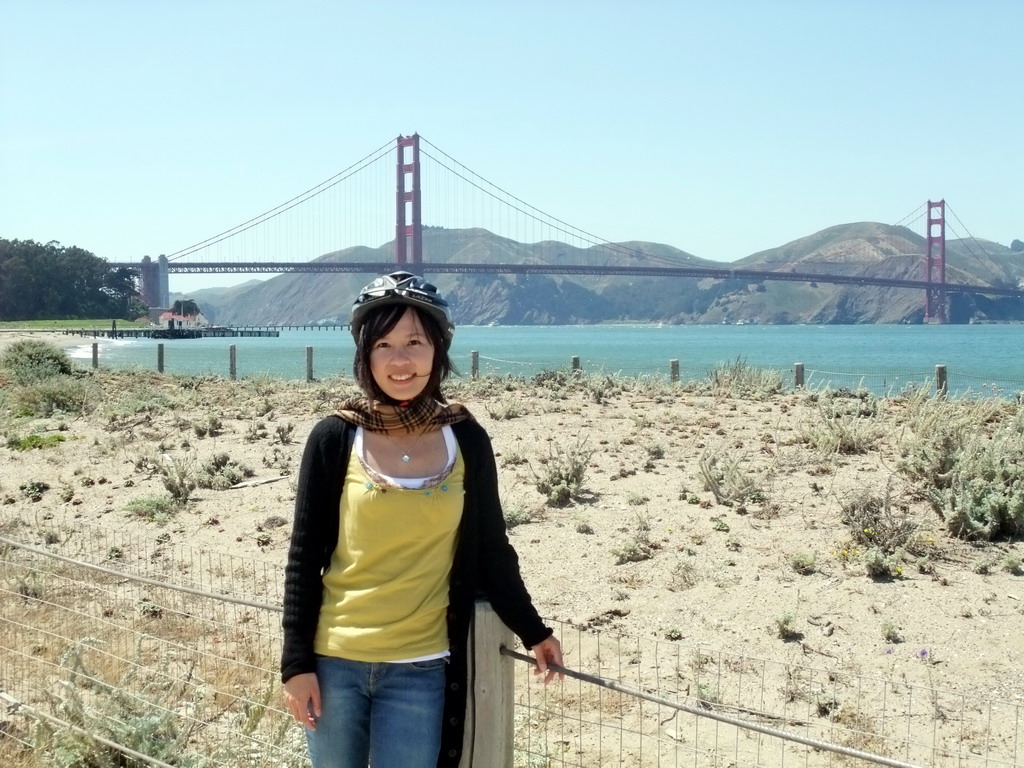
[{"xmin": 306, "ymin": 654, "xmax": 447, "ymax": 768}]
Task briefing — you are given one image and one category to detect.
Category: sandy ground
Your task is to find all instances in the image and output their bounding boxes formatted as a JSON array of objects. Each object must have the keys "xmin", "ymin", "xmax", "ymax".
[
  {"xmin": 0, "ymin": 330, "xmax": 103, "ymax": 350},
  {"xmin": 2, "ymin": 337, "xmax": 1023, "ymax": 762}
]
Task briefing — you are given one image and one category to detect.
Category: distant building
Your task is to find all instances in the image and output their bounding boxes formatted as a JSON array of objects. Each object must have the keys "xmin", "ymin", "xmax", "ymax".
[{"xmin": 157, "ymin": 311, "xmax": 209, "ymax": 329}]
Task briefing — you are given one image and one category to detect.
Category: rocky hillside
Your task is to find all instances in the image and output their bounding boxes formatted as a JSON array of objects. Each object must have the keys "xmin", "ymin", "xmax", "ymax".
[{"xmin": 174, "ymin": 224, "xmax": 1024, "ymax": 326}]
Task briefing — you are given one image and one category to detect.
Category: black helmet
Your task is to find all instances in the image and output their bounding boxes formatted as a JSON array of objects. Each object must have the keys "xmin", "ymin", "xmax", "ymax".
[{"xmin": 350, "ymin": 271, "xmax": 454, "ymax": 349}]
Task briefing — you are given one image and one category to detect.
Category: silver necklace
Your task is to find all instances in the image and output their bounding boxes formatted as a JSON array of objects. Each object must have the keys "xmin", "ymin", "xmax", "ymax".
[{"xmin": 385, "ymin": 429, "xmax": 429, "ymax": 463}]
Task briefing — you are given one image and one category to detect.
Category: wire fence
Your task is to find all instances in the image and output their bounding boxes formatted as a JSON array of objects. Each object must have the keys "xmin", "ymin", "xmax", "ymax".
[
  {"xmin": 1, "ymin": 518, "xmax": 1021, "ymax": 768},
  {"xmin": 65, "ymin": 338, "xmax": 1024, "ymax": 400}
]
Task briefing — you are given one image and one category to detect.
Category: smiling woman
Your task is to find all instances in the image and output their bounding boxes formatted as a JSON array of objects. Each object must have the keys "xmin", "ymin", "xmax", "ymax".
[{"xmin": 280, "ymin": 271, "xmax": 562, "ymax": 768}]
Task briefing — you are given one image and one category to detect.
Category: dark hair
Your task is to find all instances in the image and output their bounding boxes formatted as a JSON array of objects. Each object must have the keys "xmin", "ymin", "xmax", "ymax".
[{"xmin": 352, "ymin": 303, "xmax": 456, "ymax": 403}]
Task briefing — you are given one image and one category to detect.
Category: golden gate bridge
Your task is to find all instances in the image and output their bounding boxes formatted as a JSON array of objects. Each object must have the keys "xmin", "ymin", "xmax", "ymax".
[{"xmin": 108, "ymin": 135, "xmax": 1024, "ymax": 324}]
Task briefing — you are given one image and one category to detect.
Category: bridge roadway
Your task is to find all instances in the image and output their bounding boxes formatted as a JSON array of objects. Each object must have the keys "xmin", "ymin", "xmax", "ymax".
[{"xmin": 106, "ymin": 261, "xmax": 1024, "ymax": 298}]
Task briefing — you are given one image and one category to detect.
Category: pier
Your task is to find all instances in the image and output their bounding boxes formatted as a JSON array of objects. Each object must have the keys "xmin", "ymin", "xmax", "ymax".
[{"xmin": 63, "ymin": 326, "xmax": 285, "ymax": 340}]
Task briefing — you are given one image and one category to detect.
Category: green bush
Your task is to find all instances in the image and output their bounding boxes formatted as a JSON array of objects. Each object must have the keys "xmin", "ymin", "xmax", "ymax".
[
  {"xmin": 0, "ymin": 339, "xmax": 75, "ymax": 384},
  {"xmin": 705, "ymin": 358, "xmax": 784, "ymax": 399},
  {"xmin": 125, "ymin": 493, "xmax": 178, "ymax": 522},
  {"xmin": 161, "ymin": 454, "xmax": 197, "ymax": 505},
  {"xmin": 840, "ymin": 490, "xmax": 919, "ymax": 553},
  {"xmin": 10, "ymin": 375, "xmax": 98, "ymax": 416},
  {"xmin": 532, "ymin": 438, "xmax": 594, "ymax": 506},
  {"xmin": 196, "ymin": 452, "xmax": 255, "ymax": 490},
  {"xmin": 799, "ymin": 389, "xmax": 885, "ymax": 455},
  {"xmin": 33, "ymin": 642, "xmax": 204, "ymax": 768},
  {"xmin": 929, "ymin": 423, "xmax": 1024, "ymax": 541},
  {"xmin": 897, "ymin": 392, "xmax": 1003, "ymax": 490},
  {"xmin": 863, "ymin": 547, "xmax": 904, "ymax": 579},
  {"xmin": 698, "ymin": 449, "xmax": 760, "ymax": 505},
  {"xmin": 6, "ymin": 433, "xmax": 67, "ymax": 451}
]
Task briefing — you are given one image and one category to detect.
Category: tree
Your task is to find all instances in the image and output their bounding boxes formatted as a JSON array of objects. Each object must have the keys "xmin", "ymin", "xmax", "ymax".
[
  {"xmin": 171, "ymin": 299, "xmax": 201, "ymax": 317},
  {"xmin": 0, "ymin": 238, "xmax": 148, "ymax": 321},
  {"xmin": 1011, "ymin": 239, "xmax": 1024, "ymax": 253}
]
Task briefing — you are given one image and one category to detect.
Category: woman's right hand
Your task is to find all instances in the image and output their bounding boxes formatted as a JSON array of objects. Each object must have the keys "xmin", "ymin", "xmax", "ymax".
[{"xmin": 283, "ymin": 672, "xmax": 321, "ymax": 730}]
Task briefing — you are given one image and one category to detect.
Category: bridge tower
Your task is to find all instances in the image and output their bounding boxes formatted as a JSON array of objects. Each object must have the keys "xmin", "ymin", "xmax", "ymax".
[
  {"xmin": 924, "ymin": 199, "xmax": 947, "ymax": 323},
  {"xmin": 138, "ymin": 255, "xmax": 170, "ymax": 309},
  {"xmin": 395, "ymin": 134, "xmax": 422, "ymax": 265}
]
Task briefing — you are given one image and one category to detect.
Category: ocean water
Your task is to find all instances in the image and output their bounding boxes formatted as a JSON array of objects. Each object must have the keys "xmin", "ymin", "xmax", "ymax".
[{"xmin": 66, "ymin": 323, "xmax": 1024, "ymax": 397}]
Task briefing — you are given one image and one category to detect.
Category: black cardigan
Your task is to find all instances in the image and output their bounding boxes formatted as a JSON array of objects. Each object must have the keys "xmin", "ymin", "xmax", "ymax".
[{"xmin": 281, "ymin": 415, "xmax": 552, "ymax": 767}]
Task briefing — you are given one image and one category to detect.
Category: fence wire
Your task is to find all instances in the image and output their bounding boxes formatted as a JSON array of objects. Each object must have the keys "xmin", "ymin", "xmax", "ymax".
[
  {"xmin": 512, "ymin": 621, "xmax": 1022, "ymax": 767},
  {"xmin": 1, "ymin": 521, "xmax": 1021, "ymax": 768}
]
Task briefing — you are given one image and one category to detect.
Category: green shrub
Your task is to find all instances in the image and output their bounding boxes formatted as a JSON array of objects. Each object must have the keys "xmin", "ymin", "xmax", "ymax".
[
  {"xmin": 800, "ymin": 389, "xmax": 885, "ymax": 454},
  {"xmin": 486, "ymin": 395, "xmax": 526, "ymax": 420},
  {"xmin": 6, "ymin": 433, "xmax": 67, "ymax": 451},
  {"xmin": 20, "ymin": 480, "xmax": 50, "ymax": 502},
  {"xmin": 11, "ymin": 375, "xmax": 98, "ymax": 416},
  {"xmin": 32, "ymin": 642, "xmax": 204, "ymax": 768},
  {"xmin": 774, "ymin": 611, "xmax": 799, "ymax": 639},
  {"xmin": 930, "ymin": 426, "xmax": 1024, "ymax": 541},
  {"xmin": 503, "ymin": 502, "xmax": 537, "ymax": 529},
  {"xmin": 533, "ymin": 438, "xmax": 594, "ymax": 506},
  {"xmin": 124, "ymin": 493, "xmax": 178, "ymax": 522},
  {"xmin": 840, "ymin": 490, "xmax": 919, "ymax": 554},
  {"xmin": 705, "ymin": 358, "xmax": 784, "ymax": 399},
  {"xmin": 0, "ymin": 339, "xmax": 74, "ymax": 384},
  {"xmin": 864, "ymin": 547, "xmax": 903, "ymax": 579},
  {"xmin": 160, "ymin": 455, "xmax": 196, "ymax": 506},
  {"xmin": 881, "ymin": 620, "xmax": 903, "ymax": 643},
  {"xmin": 699, "ymin": 449, "xmax": 760, "ymax": 505},
  {"xmin": 613, "ymin": 514, "xmax": 657, "ymax": 564},
  {"xmin": 897, "ymin": 392, "xmax": 1003, "ymax": 490},
  {"xmin": 192, "ymin": 414, "xmax": 223, "ymax": 438},
  {"xmin": 789, "ymin": 551, "xmax": 817, "ymax": 575},
  {"xmin": 196, "ymin": 452, "xmax": 254, "ymax": 490}
]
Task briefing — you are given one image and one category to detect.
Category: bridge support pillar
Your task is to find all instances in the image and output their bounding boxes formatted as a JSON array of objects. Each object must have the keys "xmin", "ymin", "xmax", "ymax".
[
  {"xmin": 924, "ymin": 200, "xmax": 947, "ymax": 324},
  {"xmin": 138, "ymin": 255, "xmax": 170, "ymax": 310},
  {"xmin": 395, "ymin": 134, "xmax": 422, "ymax": 266}
]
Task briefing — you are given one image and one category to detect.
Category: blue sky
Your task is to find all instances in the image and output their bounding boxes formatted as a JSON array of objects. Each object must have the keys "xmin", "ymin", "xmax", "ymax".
[{"xmin": 2, "ymin": 1, "xmax": 1020, "ymax": 293}]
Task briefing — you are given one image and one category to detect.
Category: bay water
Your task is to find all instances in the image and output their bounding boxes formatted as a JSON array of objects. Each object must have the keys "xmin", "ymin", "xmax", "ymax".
[{"xmin": 67, "ymin": 324, "xmax": 1024, "ymax": 397}]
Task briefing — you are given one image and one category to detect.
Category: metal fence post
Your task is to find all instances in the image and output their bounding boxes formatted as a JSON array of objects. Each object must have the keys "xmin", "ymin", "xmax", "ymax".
[{"xmin": 459, "ymin": 601, "xmax": 514, "ymax": 768}]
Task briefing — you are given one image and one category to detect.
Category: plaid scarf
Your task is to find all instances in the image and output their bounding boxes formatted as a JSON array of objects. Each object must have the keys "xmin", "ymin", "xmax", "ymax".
[{"xmin": 336, "ymin": 395, "xmax": 473, "ymax": 434}]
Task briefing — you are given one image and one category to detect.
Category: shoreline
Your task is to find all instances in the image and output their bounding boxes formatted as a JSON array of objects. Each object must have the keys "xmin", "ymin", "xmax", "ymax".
[{"xmin": 0, "ymin": 330, "xmax": 115, "ymax": 354}]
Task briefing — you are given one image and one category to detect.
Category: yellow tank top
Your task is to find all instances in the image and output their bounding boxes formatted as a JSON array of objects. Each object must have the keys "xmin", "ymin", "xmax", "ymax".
[{"xmin": 313, "ymin": 440, "xmax": 465, "ymax": 662}]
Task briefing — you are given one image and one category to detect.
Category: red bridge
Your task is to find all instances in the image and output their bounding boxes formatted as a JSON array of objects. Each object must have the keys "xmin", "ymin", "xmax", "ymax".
[{"xmin": 108, "ymin": 135, "xmax": 1022, "ymax": 324}]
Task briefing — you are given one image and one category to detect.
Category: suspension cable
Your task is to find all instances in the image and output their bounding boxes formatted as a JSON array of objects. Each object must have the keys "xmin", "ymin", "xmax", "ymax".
[{"xmin": 166, "ymin": 138, "xmax": 395, "ymax": 261}]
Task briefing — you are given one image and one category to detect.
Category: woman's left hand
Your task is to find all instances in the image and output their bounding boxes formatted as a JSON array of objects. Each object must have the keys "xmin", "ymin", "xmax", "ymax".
[{"xmin": 530, "ymin": 635, "xmax": 564, "ymax": 684}]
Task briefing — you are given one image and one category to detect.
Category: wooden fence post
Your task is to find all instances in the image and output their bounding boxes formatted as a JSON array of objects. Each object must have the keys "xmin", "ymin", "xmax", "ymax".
[
  {"xmin": 571, "ymin": 356, "xmax": 581, "ymax": 373},
  {"xmin": 229, "ymin": 345, "xmax": 237, "ymax": 380},
  {"xmin": 935, "ymin": 364, "xmax": 947, "ymax": 399},
  {"xmin": 471, "ymin": 351, "xmax": 479, "ymax": 379},
  {"xmin": 670, "ymin": 359, "xmax": 679, "ymax": 382},
  {"xmin": 306, "ymin": 346, "xmax": 314, "ymax": 382},
  {"xmin": 157, "ymin": 344, "xmax": 164, "ymax": 374},
  {"xmin": 459, "ymin": 601, "xmax": 514, "ymax": 768},
  {"xmin": 794, "ymin": 362, "xmax": 804, "ymax": 389},
  {"xmin": 91, "ymin": 343, "xmax": 98, "ymax": 369}
]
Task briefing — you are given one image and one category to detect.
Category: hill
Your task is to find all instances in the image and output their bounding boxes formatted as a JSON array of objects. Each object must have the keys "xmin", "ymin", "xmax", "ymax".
[{"xmin": 174, "ymin": 224, "xmax": 1024, "ymax": 326}]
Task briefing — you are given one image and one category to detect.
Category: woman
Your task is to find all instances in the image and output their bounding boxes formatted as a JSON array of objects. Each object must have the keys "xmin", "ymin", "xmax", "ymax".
[{"xmin": 281, "ymin": 271, "xmax": 562, "ymax": 768}]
